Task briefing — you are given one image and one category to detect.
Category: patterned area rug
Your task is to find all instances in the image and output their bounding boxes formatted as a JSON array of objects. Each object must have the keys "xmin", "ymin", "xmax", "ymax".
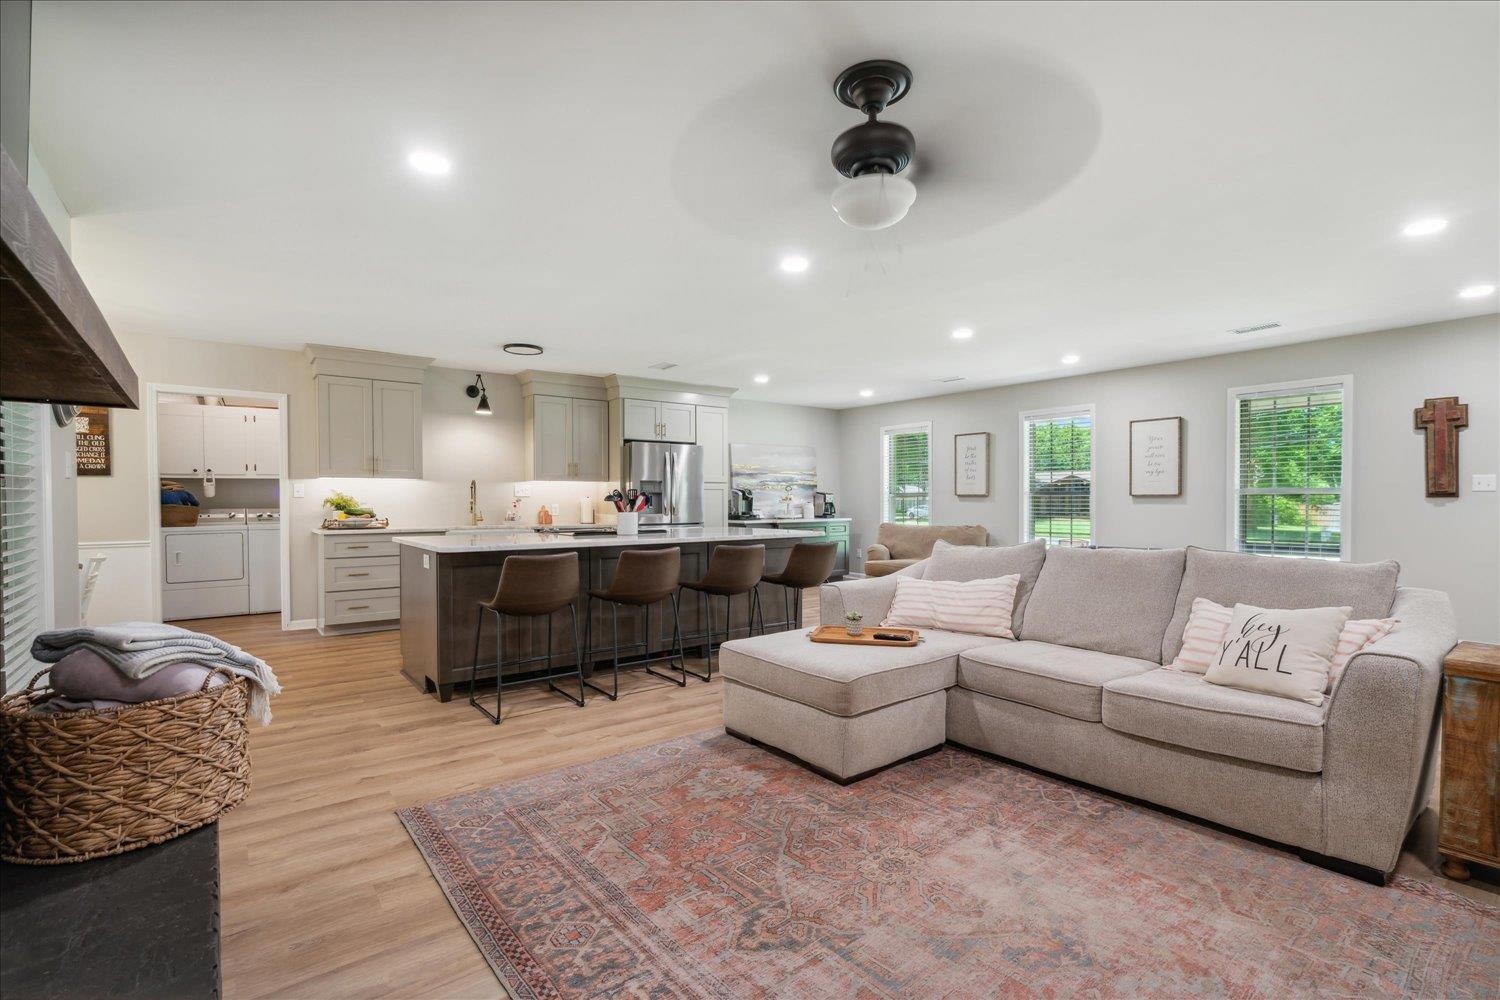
[{"xmin": 399, "ymin": 732, "xmax": 1497, "ymax": 998}]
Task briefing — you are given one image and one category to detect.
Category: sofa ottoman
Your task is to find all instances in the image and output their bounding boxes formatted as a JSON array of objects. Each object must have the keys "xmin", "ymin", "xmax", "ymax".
[{"xmin": 719, "ymin": 628, "xmax": 994, "ymax": 781}]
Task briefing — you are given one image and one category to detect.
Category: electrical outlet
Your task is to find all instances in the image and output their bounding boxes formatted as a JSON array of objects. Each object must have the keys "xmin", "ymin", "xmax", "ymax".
[
  {"xmin": 548, "ymin": 503, "xmax": 560, "ymax": 516},
  {"xmin": 1473, "ymin": 474, "xmax": 1497, "ymax": 492},
  {"xmin": 422, "ymin": 554, "xmax": 430, "ymax": 570},
  {"xmin": 513, "ymin": 484, "xmax": 532, "ymax": 498},
  {"xmin": 293, "ymin": 483, "xmax": 305, "ymax": 498}
]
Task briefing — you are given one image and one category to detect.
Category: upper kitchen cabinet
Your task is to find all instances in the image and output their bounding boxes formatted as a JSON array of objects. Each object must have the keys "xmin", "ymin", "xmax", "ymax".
[
  {"xmin": 695, "ymin": 405, "xmax": 728, "ymax": 481},
  {"xmin": 621, "ymin": 397, "xmax": 694, "ymax": 442},
  {"xmin": 518, "ymin": 371, "xmax": 609, "ymax": 481},
  {"xmin": 603, "ymin": 375, "xmax": 737, "ymax": 482},
  {"xmin": 307, "ymin": 345, "xmax": 432, "ymax": 479}
]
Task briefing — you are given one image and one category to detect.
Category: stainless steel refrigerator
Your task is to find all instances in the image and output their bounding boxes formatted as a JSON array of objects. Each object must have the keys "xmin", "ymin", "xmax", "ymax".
[{"xmin": 622, "ymin": 441, "xmax": 703, "ymax": 525}]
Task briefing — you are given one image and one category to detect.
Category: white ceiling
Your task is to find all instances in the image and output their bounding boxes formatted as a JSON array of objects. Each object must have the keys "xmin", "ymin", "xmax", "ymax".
[{"xmin": 30, "ymin": 1, "xmax": 1500, "ymax": 408}]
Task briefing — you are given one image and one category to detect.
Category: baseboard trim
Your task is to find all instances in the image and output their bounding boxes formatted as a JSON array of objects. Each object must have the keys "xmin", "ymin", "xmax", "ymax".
[{"xmin": 285, "ymin": 619, "xmax": 318, "ymax": 631}]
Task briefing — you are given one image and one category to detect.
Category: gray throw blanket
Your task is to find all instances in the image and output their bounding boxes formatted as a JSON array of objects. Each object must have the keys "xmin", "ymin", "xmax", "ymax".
[{"xmin": 32, "ymin": 622, "xmax": 282, "ymax": 725}]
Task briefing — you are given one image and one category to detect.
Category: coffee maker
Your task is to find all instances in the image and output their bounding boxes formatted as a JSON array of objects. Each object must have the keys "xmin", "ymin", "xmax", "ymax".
[
  {"xmin": 814, "ymin": 492, "xmax": 835, "ymax": 517},
  {"xmin": 730, "ymin": 488, "xmax": 755, "ymax": 520}
]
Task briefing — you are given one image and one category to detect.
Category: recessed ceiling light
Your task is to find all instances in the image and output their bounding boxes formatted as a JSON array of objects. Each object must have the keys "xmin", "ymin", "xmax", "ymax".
[
  {"xmin": 858, "ymin": 388, "xmax": 874, "ymax": 398},
  {"xmin": 951, "ymin": 327, "xmax": 974, "ymax": 340},
  {"xmin": 1060, "ymin": 353, "xmax": 1081, "ymax": 365},
  {"xmin": 753, "ymin": 374, "xmax": 770, "ymax": 384},
  {"xmin": 1401, "ymin": 217, "xmax": 1447, "ymax": 237},
  {"xmin": 779, "ymin": 255, "xmax": 810, "ymax": 274},
  {"xmin": 407, "ymin": 149, "xmax": 452, "ymax": 176},
  {"xmin": 1459, "ymin": 283, "xmax": 1496, "ymax": 299}
]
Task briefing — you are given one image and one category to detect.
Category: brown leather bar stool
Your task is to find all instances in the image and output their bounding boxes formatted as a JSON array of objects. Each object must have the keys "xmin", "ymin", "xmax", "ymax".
[
  {"xmin": 678, "ymin": 543, "xmax": 765, "ymax": 681},
  {"xmin": 761, "ymin": 541, "xmax": 838, "ymax": 632},
  {"xmin": 583, "ymin": 547, "xmax": 687, "ymax": 699},
  {"xmin": 467, "ymin": 551, "xmax": 585, "ymax": 724}
]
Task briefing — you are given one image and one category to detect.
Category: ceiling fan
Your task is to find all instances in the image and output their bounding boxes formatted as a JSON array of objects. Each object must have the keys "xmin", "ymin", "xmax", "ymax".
[{"xmin": 829, "ymin": 59, "xmax": 917, "ymax": 230}]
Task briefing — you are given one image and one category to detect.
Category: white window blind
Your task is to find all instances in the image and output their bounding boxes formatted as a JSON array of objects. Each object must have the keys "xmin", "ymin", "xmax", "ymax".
[
  {"xmin": 1022, "ymin": 407, "xmax": 1093, "ymax": 547},
  {"xmin": 1, "ymin": 401, "xmax": 49, "ymax": 690},
  {"xmin": 1232, "ymin": 380, "xmax": 1347, "ymax": 559},
  {"xmin": 881, "ymin": 423, "xmax": 931, "ymax": 525}
]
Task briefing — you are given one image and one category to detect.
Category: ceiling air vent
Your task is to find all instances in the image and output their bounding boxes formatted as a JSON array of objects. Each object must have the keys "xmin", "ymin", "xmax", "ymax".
[
  {"xmin": 647, "ymin": 361, "xmax": 678, "ymax": 371},
  {"xmin": 935, "ymin": 376, "xmax": 966, "ymax": 383},
  {"xmin": 1229, "ymin": 321, "xmax": 1282, "ymax": 335}
]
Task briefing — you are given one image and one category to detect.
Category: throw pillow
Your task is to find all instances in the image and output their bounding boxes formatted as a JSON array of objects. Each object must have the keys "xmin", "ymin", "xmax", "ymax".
[
  {"xmin": 1328, "ymin": 617, "xmax": 1400, "ymax": 687},
  {"xmin": 1166, "ymin": 597, "xmax": 1235, "ymax": 673},
  {"xmin": 883, "ymin": 575, "xmax": 1022, "ymax": 639},
  {"xmin": 925, "ymin": 538, "xmax": 1048, "ymax": 633},
  {"xmin": 1203, "ymin": 603, "xmax": 1351, "ymax": 706}
]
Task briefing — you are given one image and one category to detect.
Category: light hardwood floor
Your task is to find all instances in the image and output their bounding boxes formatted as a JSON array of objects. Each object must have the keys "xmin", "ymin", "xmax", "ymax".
[{"xmin": 202, "ymin": 593, "xmax": 1493, "ymax": 999}]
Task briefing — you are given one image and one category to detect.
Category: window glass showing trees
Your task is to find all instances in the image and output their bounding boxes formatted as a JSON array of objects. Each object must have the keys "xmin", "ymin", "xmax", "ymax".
[
  {"xmin": 882, "ymin": 423, "xmax": 930, "ymax": 525},
  {"xmin": 1233, "ymin": 382, "xmax": 1345, "ymax": 558},
  {"xmin": 1023, "ymin": 408, "xmax": 1093, "ymax": 547}
]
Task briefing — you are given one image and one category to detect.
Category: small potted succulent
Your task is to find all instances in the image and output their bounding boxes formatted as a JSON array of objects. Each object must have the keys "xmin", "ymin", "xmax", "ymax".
[{"xmin": 844, "ymin": 611, "xmax": 864, "ymax": 637}]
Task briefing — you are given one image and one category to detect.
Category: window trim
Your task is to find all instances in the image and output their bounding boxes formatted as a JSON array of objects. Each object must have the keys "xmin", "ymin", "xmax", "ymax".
[
  {"xmin": 879, "ymin": 421, "xmax": 932, "ymax": 525},
  {"xmin": 1225, "ymin": 374, "xmax": 1354, "ymax": 561},
  {"xmin": 0, "ymin": 401, "xmax": 55, "ymax": 692},
  {"xmin": 1018, "ymin": 403, "xmax": 1096, "ymax": 547}
]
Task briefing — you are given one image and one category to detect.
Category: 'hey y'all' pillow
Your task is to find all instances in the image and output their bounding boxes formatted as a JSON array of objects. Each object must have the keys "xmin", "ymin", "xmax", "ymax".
[{"xmin": 1202, "ymin": 603, "xmax": 1351, "ymax": 706}]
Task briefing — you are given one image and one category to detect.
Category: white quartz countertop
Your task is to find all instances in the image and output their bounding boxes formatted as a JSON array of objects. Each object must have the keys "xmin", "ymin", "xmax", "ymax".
[
  {"xmin": 312, "ymin": 523, "xmax": 601, "ymax": 536},
  {"xmin": 728, "ymin": 517, "xmax": 851, "ymax": 525},
  {"xmin": 311, "ymin": 525, "xmax": 455, "ymax": 535},
  {"xmin": 392, "ymin": 525, "xmax": 820, "ymax": 553}
]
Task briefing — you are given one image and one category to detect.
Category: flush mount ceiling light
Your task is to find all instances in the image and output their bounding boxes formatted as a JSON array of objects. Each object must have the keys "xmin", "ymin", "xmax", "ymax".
[
  {"xmin": 407, "ymin": 148, "xmax": 452, "ymax": 176},
  {"xmin": 753, "ymin": 374, "xmax": 771, "ymax": 384},
  {"xmin": 502, "ymin": 342, "xmax": 544, "ymax": 356},
  {"xmin": 779, "ymin": 254, "xmax": 810, "ymax": 274},
  {"xmin": 829, "ymin": 60, "xmax": 917, "ymax": 231},
  {"xmin": 1459, "ymin": 283, "xmax": 1496, "ymax": 299},
  {"xmin": 1060, "ymin": 353, "xmax": 1081, "ymax": 365},
  {"xmin": 465, "ymin": 374, "xmax": 492, "ymax": 415},
  {"xmin": 858, "ymin": 388, "xmax": 874, "ymax": 398},
  {"xmin": 951, "ymin": 327, "xmax": 974, "ymax": 340},
  {"xmin": 1401, "ymin": 217, "xmax": 1448, "ymax": 237}
]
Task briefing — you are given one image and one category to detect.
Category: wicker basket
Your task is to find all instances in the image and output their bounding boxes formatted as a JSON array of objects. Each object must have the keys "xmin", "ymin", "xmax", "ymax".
[
  {"xmin": 0, "ymin": 668, "xmax": 251, "ymax": 864},
  {"xmin": 161, "ymin": 504, "xmax": 200, "ymax": 527}
]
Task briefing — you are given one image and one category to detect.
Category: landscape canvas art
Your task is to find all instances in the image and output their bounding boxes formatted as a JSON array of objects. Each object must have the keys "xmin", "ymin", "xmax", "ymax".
[{"xmin": 731, "ymin": 443, "xmax": 817, "ymax": 515}]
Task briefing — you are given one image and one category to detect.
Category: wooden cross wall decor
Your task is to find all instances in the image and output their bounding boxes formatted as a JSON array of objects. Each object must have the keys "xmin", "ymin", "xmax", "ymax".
[{"xmin": 1414, "ymin": 396, "xmax": 1468, "ymax": 497}]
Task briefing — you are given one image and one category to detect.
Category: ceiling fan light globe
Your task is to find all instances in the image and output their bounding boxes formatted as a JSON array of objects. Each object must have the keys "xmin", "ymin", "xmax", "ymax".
[{"xmin": 830, "ymin": 173, "xmax": 916, "ymax": 230}]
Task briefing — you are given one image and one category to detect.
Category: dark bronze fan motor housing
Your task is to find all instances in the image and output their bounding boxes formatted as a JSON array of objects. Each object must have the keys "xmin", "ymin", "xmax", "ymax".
[{"xmin": 830, "ymin": 60, "xmax": 915, "ymax": 177}]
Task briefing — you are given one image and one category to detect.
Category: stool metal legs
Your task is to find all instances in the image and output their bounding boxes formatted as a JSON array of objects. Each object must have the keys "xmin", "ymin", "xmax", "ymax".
[
  {"xmin": 467, "ymin": 603, "xmax": 586, "ymax": 725},
  {"xmin": 681, "ymin": 587, "xmax": 765, "ymax": 682},
  {"xmin": 583, "ymin": 594, "xmax": 687, "ymax": 701}
]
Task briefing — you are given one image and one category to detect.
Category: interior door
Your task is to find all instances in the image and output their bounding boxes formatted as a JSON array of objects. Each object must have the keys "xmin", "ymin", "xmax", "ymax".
[
  {"xmin": 158, "ymin": 407, "xmax": 205, "ymax": 477},
  {"xmin": 622, "ymin": 398, "xmax": 659, "ymax": 440},
  {"xmin": 372, "ymin": 380, "xmax": 422, "ymax": 478},
  {"xmin": 571, "ymin": 398, "xmax": 608, "ymax": 479},
  {"xmin": 660, "ymin": 402, "xmax": 695, "ymax": 443},
  {"xmin": 318, "ymin": 376, "xmax": 374, "ymax": 477},
  {"xmin": 203, "ymin": 408, "xmax": 250, "ymax": 477},
  {"xmin": 250, "ymin": 409, "xmax": 280, "ymax": 477},
  {"xmin": 532, "ymin": 395, "xmax": 573, "ymax": 480}
]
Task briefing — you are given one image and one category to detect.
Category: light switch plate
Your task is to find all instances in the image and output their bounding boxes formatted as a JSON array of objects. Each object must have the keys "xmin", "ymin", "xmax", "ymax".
[
  {"xmin": 293, "ymin": 483, "xmax": 305, "ymax": 498},
  {"xmin": 1473, "ymin": 474, "xmax": 1497, "ymax": 492},
  {"xmin": 548, "ymin": 503, "xmax": 560, "ymax": 515},
  {"xmin": 514, "ymin": 484, "xmax": 532, "ymax": 498},
  {"xmin": 422, "ymin": 554, "xmax": 430, "ymax": 569}
]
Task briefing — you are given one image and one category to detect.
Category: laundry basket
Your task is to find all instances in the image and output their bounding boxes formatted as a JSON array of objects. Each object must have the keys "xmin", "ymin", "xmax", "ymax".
[{"xmin": 0, "ymin": 668, "xmax": 251, "ymax": 864}]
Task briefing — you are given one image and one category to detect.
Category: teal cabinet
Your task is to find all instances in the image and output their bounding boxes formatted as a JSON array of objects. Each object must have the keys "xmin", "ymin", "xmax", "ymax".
[{"xmin": 770, "ymin": 519, "xmax": 851, "ymax": 579}]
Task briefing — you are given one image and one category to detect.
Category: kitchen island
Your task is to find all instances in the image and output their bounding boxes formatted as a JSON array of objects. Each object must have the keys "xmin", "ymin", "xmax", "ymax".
[{"xmin": 395, "ymin": 526, "xmax": 817, "ymax": 701}]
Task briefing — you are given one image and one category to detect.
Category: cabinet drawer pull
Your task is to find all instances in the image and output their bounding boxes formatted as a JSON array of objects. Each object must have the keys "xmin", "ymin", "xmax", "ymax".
[
  {"xmin": 346, "ymin": 544, "xmax": 370, "ymax": 550},
  {"xmin": 346, "ymin": 604, "xmax": 371, "ymax": 611},
  {"xmin": 347, "ymin": 571, "xmax": 371, "ymax": 577}
]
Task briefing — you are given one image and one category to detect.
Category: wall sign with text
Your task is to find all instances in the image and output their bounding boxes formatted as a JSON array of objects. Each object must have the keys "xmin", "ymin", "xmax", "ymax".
[
  {"xmin": 74, "ymin": 405, "xmax": 111, "ymax": 476},
  {"xmin": 1129, "ymin": 416, "xmax": 1181, "ymax": 497},
  {"xmin": 954, "ymin": 431, "xmax": 990, "ymax": 497}
]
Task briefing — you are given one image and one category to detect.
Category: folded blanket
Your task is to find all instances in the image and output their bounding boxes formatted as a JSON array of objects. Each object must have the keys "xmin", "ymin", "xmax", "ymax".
[
  {"xmin": 33, "ymin": 622, "xmax": 281, "ymax": 725},
  {"xmin": 52, "ymin": 650, "xmax": 227, "ymax": 704}
]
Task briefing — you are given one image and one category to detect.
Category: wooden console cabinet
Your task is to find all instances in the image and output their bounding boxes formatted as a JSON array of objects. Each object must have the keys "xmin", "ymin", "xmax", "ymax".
[{"xmin": 1439, "ymin": 641, "xmax": 1500, "ymax": 880}]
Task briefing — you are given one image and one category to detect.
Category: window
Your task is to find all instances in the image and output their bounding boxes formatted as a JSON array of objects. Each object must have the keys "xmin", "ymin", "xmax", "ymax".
[
  {"xmin": 1, "ymin": 401, "xmax": 51, "ymax": 691},
  {"xmin": 881, "ymin": 423, "xmax": 931, "ymax": 525},
  {"xmin": 1229, "ymin": 377, "xmax": 1350, "ymax": 559},
  {"xmin": 1022, "ymin": 406, "xmax": 1094, "ymax": 547}
]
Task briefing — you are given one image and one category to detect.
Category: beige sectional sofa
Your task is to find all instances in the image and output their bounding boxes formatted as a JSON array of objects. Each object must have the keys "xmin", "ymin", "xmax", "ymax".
[{"xmin": 719, "ymin": 541, "xmax": 1456, "ymax": 883}]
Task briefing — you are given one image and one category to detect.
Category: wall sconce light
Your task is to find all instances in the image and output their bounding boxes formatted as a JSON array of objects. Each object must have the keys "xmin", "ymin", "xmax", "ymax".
[{"xmin": 465, "ymin": 374, "xmax": 492, "ymax": 416}]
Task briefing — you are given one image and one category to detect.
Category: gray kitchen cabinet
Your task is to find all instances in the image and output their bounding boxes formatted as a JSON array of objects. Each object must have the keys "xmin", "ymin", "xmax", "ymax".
[
  {"xmin": 316, "ymin": 375, "xmax": 422, "ymax": 478},
  {"xmin": 372, "ymin": 380, "xmax": 422, "ymax": 478},
  {"xmin": 621, "ymin": 397, "xmax": 695, "ymax": 442},
  {"xmin": 526, "ymin": 394, "xmax": 608, "ymax": 481}
]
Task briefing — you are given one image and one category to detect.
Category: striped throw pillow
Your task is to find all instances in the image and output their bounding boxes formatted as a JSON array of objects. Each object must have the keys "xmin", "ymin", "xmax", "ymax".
[
  {"xmin": 1328, "ymin": 617, "xmax": 1400, "ymax": 688},
  {"xmin": 1169, "ymin": 596, "xmax": 1400, "ymax": 688},
  {"xmin": 883, "ymin": 575, "xmax": 1022, "ymax": 639},
  {"xmin": 1167, "ymin": 597, "xmax": 1234, "ymax": 673}
]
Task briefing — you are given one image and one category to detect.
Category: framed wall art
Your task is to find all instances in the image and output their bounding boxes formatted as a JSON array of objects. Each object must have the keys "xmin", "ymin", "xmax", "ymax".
[
  {"xmin": 1129, "ymin": 416, "xmax": 1181, "ymax": 497},
  {"xmin": 954, "ymin": 431, "xmax": 990, "ymax": 497}
]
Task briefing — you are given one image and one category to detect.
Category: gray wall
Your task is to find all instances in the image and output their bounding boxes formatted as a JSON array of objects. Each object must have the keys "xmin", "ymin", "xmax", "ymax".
[
  {"xmin": 837, "ymin": 315, "xmax": 1500, "ymax": 641},
  {"xmin": 728, "ymin": 398, "xmax": 843, "ymax": 502}
]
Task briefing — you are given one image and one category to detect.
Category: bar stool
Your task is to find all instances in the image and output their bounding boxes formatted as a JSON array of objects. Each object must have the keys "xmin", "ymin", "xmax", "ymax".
[
  {"xmin": 678, "ymin": 543, "xmax": 765, "ymax": 681},
  {"xmin": 583, "ymin": 547, "xmax": 687, "ymax": 700},
  {"xmin": 467, "ymin": 551, "xmax": 586, "ymax": 725},
  {"xmin": 760, "ymin": 541, "xmax": 838, "ymax": 632}
]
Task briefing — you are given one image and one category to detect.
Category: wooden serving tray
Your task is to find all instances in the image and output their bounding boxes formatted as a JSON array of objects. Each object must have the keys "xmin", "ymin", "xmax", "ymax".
[{"xmin": 808, "ymin": 625, "xmax": 920, "ymax": 647}]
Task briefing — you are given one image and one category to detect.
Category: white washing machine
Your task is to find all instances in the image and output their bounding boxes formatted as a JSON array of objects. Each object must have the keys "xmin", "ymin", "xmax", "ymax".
[
  {"xmin": 247, "ymin": 508, "xmax": 281, "ymax": 614},
  {"xmin": 162, "ymin": 508, "xmax": 249, "ymax": 620}
]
